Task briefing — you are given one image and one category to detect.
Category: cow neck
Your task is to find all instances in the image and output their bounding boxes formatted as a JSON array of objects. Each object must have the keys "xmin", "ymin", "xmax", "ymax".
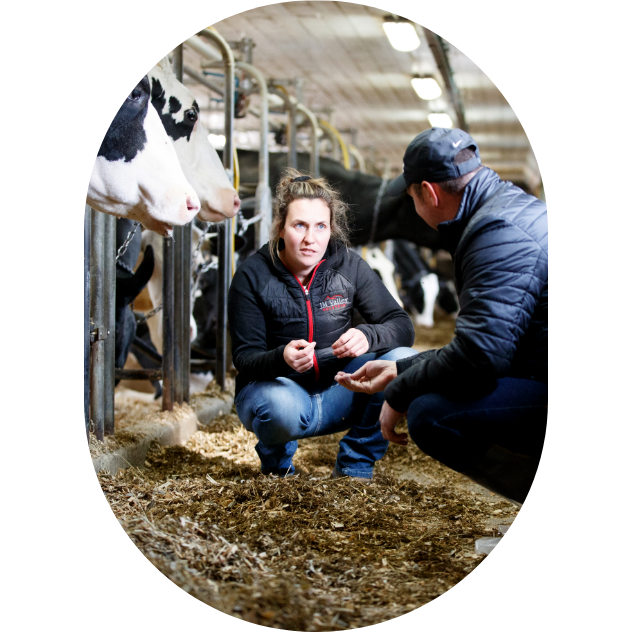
[{"xmin": 281, "ymin": 258, "xmax": 326, "ymax": 380}]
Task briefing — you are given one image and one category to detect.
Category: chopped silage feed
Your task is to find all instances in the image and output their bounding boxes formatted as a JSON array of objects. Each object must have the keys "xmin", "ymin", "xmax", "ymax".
[{"xmin": 97, "ymin": 312, "xmax": 520, "ymax": 628}]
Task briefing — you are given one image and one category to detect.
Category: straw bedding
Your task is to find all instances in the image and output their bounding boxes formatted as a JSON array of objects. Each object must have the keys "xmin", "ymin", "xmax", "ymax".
[
  {"xmin": 99, "ymin": 414, "xmax": 517, "ymax": 629},
  {"xmin": 97, "ymin": 312, "xmax": 519, "ymax": 628}
]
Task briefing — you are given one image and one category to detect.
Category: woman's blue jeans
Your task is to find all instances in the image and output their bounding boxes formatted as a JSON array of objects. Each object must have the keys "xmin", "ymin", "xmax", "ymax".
[{"xmin": 235, "ymin": 347, "xmax": 417, "ymax": 477}]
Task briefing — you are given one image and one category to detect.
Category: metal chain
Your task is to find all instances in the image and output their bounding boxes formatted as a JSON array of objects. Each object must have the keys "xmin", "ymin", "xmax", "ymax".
[
  {"xmin": 369, "ymin": 177, "xmax": 389, "ymax": 245},
  {"xmin": 135, "ymin": 303, "xmax": 163, "ymax": 326},
  {"xmin": 116, "ymin": 221, "xmax": 140, "ymax": 261},
  {"xmin": 132, "ymin": 224, "xmax": 219, "ymax": 326},
  {"xmin": 191, "ymin": 222, "xmax": 216, "ymax": 270}
]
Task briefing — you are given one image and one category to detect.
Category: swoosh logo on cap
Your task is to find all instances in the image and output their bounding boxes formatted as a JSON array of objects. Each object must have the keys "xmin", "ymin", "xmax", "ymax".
[{"xmin": 452, "ymin": 140, "xmax": 463, "ymax": 148}]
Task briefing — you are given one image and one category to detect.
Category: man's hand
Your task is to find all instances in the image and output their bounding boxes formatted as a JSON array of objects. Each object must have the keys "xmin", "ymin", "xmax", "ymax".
[
  {"xmin": 332, "ymin": 328, "xmax": 369, "ymax": 358},
  {"xmin": 284, "ymin": 340, "xmax": 317, "ymax": 373},
  {"xmin": 334, "ymin": 360, "xmax": 398, "ymax": 394},
  {"xmin": 379, "ymin": 401, "xmax": 407, "ymax": 445}
]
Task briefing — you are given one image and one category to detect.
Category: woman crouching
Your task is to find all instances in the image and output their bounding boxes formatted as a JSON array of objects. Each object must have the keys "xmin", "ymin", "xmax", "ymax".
[{"xmin": 228, "ymin": 170, "xmax": 416, "ymax": 480}]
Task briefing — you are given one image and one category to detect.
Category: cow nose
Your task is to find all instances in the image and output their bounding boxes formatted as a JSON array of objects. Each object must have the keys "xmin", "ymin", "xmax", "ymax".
[
  {"xmin": 233, "ymin": 194, "xmax": 241, "ymax": 213},
  {"xmin": 187, "ymin": 195, "xmax": 200, "ymax": 213}
]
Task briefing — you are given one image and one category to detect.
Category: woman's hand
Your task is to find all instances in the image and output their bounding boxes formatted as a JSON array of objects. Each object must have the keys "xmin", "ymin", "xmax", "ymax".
[
  {"xmin": 284, "ymin": 340, "xmax": 317, "ymax": 373},
  {"xmin": 331, "ymin": 328, "xmax": 369, "ymax": 358},
  {"xmin": 334, "ymin": 360, "xmax": 397, "ymax": 394}
]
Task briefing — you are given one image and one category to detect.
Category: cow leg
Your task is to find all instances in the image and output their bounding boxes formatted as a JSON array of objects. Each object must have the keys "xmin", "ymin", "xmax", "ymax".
[{"xmin": 415, "ymin": 273, "xmax": 440, "ymax": 328}]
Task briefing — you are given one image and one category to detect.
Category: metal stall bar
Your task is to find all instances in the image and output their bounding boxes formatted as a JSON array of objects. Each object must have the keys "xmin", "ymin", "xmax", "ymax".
[
  {"xmin": 318, "ymin": 119, "xmax": 350, "ymax": 170},
  {"xmin": 172, "ymin": 43, "xmax": 190, "ymax": 404},
  {"xmin": 269, "ymin": 85, "xmax": 297, "ymax": 170},
  {"xmin": 103, "ymin": 213, "xmax": 116, "ymax": 434},
  {"xmin": 89, "ymin": 208, "xmax": 105, "ymax": 440},
  {"xmin": 235, "ymin": 61, "xmax": 272, "ymax": 248},
  {"xmin": 297, "ymin": 103, "xmax": 320, "ymax": 177},
  {"xmin": 348, "ymin": 144, "xmax": 366, "ymax": 173},
  {"xmin": 162, "ymin": 232, "xmax": 175, "ymax": 411},
  {"xmin": 84, "ymin": 206, "xmax": 91, "ymax": 440},
  {"xmin": 197, "ymin": 27, "xmax": 234, "ymax": 391}
]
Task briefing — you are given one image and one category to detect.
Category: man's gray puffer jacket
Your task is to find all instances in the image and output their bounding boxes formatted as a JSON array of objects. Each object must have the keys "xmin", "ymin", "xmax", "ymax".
[
  {"xmin": 228, "ymin": 242, "xmax": 415, "ymax": 396},
  {"xmin": 385, "ymin": 168, "xmax": 548, "ymax": 413}
]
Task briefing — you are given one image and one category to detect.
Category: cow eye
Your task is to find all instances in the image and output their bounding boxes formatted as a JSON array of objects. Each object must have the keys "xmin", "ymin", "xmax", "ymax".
[
  {"xmin": 128, "ymin": 88, "xmax": 143, "ymax": 102},
  {"xmin": 185, "ymin": 109, "xmax": 198, "ymax": 123}
]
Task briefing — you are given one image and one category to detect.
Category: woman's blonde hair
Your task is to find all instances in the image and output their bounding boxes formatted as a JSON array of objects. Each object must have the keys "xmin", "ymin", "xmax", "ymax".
[{"xmin": 269, "ymin": 168, "xmax": 350, "ymax": 261}]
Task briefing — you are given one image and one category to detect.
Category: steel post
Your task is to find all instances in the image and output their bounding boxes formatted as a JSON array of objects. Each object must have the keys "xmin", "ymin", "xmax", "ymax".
[
  {"xmin": 199, "ymin": 28, "xmax": 234, "ymax": 391},
  {"xmin": 298, "ymin": 104, "xmax": 320, "ymax": 177},
  {"xmin": 269, "ymin": 86, "xmax": 297, "ymax": 170},
  {"xmin": 173, "ymin": 224, "xmax": 184, "ymax": 405},
  {"xmin": 103, "ymin": 213, "xmax": 116, "ymax": 435},
  {"xmin": 162, "ymin": 236, "xmax": 175, "ymax": 411},
  {"xmin": 173, "ymin": 44, "xmax": 190, "ymax": 404},
  {"xmin": 182, "ymin": 223, "xmax": 192, "ymax": 401},
  {"xmin": 89, "ymin": 208, "xmax": 105, "ymax": 441},
  {"xmin": 235, "ymin": 61, "xmax": 272, "ymax": 249},
  {"xmin": 84, "ymin": 206, "xmax": 91, "ymax": 441}
]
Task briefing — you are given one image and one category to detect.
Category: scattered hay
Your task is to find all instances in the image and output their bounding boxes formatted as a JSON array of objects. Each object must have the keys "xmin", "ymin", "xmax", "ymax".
[
  {"xmin": 98, "ymin": 318, "xmax": 519, "ymax": 628},
  {"xmin": 100, "ymin": 411, "xmax": 517, "ymax": 629}
]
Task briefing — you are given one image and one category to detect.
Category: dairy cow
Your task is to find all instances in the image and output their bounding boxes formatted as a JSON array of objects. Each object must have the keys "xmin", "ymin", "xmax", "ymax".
[
  {"xmin": 87, "ymin": 76, "xmax": 200, "ymax": 237},
  {"xmin": 148, "ymin": 58, "xmax": 241, "ymax": 222},
  {"xmin": 114, "ymin": 221, "xmax": 155, "ymax": 372}
]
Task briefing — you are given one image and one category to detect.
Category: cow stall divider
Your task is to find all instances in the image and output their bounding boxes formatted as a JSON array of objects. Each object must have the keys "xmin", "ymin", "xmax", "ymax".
[{"xmin": 86, "ymin": 206, "xmax": 116, "ymax": 440}]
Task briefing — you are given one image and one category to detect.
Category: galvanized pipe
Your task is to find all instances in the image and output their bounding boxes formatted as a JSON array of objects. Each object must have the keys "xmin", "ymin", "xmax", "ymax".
[
  {"xmin": 235, "ymin": 61, "xmax": 272, "ymax": 248},
  {"xmin": 173, "ymin": 45, "xmax": 185, "ymax": 405},
  {"xmin": 182, "ymin": 221, "xmax": 192, "ymax": 402},
  {"xmin": 198, "ymin": 27, "xmax": 234, "ymax": 391},
  {"xmin": 162, "ymin": 235, "xmax": 175, "ymax": 411},
  {"xmin": 84, "ymin": 206, "xmax": 91, "ymax": 441},
  {"xmin": 103, "ymin": 213, "xmax": 116, "ymax": 435},
  {"xmin": 297, "ymin": 103, "xmax": 320, "ymax": 177},
  {"xmin": 269, "ymin": 86, "xmax": 297, "ymax": 169},
  {"xmin": 89, "ymin": 208, "xmax": 105, "ymax": 441},
  {"xmin": 348, "ymin": 144, "xmax": 366, "ymax": 173}
]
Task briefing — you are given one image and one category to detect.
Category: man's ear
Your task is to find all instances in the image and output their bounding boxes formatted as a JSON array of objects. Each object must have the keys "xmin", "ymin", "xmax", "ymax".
[{"xmin": 421, "ymin": 181, "xmax": 440, "ymax": 207}]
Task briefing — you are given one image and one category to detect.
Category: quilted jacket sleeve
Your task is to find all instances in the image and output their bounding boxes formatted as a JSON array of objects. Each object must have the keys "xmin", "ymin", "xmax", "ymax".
[
  {"xmin": 385, "ymin": 216, "xmax": 547, "ymax": 413},
  {"xmin": 228, "ymin": 264, "xmax": 293, "ymax": 381}
]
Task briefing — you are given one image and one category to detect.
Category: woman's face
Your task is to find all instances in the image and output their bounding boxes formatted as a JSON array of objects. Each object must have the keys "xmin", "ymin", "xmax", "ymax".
[{"xmin": 280, "ymin": 198, "xmax": 331, "ymax": 275}]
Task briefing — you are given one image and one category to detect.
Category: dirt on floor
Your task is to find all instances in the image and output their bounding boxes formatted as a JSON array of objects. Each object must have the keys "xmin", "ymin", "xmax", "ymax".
[{"xmin": 98, "ymin": 310, "xmax": 518, "ymax": 630}]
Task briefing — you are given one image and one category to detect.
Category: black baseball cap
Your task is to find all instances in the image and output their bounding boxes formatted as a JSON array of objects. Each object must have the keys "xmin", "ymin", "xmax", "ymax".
[{"xmin": 387, "ymin": 127, "xmax": 481, "ymax": 196}]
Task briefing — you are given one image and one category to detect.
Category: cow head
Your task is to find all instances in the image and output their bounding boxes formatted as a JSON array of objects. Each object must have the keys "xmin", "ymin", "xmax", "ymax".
[
  {"xmin": 148, "ymin": 58, "xmax": 241, "ymax": 223},
  {"xmin": 88, "ymin": 76, "xmax": 200, "ymax": 237}
]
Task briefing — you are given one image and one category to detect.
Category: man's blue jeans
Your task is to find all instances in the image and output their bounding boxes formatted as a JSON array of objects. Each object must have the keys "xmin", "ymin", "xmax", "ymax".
[
  {"xmin": 235, "ymin": 348, "xmax": 417, "ymax": 477},
  {"xmin": 406, "ymin": 377, "xmax": 548, "ymax": 472}
]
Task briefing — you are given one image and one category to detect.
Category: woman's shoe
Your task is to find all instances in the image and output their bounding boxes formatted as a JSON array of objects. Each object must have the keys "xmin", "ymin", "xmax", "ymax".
[{"xmin": 330, "ymin": 465, "xmax": 373, "ymax": 483}]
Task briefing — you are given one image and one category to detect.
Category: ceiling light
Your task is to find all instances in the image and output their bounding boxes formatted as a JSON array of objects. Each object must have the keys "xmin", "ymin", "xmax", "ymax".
[
  {"xmin": 383, "ymin": 17, "xmax": 421, "ymax": 52},
  {"xmin": 411, "ymin": 76, "xmax": 442, "ymax": 100},
  {"xmin": 428, "ymin": 112, "xmax": 453, "ymax": 128}
]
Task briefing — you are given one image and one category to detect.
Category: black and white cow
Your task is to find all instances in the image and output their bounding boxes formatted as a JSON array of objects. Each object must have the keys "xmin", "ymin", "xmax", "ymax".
[
  {"xmin": 114, "ymin": 219, "xmax": 155, "ymax": 373},
  {"xmin": 148, "ymin": 59, "xmax": 241, "ymax": 222},
  {"xmin": 88, "ymin": 76, "xmax": 200, "ymax": 237}
]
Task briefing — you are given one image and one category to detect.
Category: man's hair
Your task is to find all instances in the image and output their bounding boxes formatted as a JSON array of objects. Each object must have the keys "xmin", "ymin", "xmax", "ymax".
[{"xmin": 437, "ymin": 148, "xmax": 483, "ymax": 195}]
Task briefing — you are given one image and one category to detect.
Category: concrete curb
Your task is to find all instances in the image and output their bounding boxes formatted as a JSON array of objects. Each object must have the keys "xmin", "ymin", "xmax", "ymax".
[
  {"xmin": 92, "ymin": 407, "xmax": 198, "ymax": 476},
  {"xmin": 92, "ymin": 395, "xmax": 232, "ymax": 475},
  {"xmin": 193, "ymin": 395, "xmax": 234, "ymax": 426}
]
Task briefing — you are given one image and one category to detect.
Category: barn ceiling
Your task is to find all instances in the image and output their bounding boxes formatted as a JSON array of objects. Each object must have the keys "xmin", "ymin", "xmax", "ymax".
[{"xmin": 179, "ymin": 1, "xmax": 541, "ymax": 193}]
